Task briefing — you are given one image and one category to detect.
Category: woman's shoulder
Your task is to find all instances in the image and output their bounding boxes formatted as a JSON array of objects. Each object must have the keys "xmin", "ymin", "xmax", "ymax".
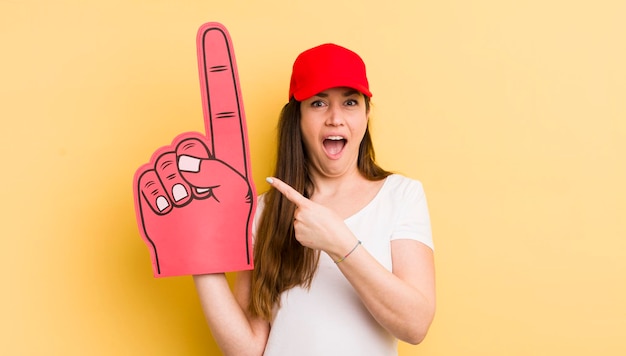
[
  {"xmin": 255, "ymin": 192, "xmax": 268, "ymax": 211},
  {"xmin": 384, "ymin": 173, "xmax": 425, "ymax": 195}
]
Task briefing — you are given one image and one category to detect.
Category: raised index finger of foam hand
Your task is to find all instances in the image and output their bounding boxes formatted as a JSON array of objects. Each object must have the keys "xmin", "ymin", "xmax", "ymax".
[{"xmin": 197, "ymin": 22, "xmax": 250, "ymax": 178}]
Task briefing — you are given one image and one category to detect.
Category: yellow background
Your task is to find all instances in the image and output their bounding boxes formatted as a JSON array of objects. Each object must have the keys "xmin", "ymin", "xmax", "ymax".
[{"xmin": 1, "ymin": 0, "xmax": 625, "ymax": 355}]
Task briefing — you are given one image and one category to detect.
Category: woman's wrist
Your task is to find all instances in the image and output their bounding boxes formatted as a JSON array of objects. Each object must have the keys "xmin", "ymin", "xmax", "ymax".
[
  {"xmin": 326, "ymin": 234, "xmax": 361, "ymax": 263},
  {"xmin": 334, "ymin": 240, "xmax": 362, "ymax": 263}
]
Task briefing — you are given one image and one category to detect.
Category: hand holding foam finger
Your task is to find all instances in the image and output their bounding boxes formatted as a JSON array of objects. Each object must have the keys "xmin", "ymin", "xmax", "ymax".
[{"xmin": 133, "ymin": 23, "xmax": 256, "ymax": 277}]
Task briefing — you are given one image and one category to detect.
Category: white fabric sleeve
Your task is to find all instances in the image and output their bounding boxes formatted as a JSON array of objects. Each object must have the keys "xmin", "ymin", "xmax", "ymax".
[{"xmin": 390, "ymin": 180, "xmax": 434, "ymax": 250}]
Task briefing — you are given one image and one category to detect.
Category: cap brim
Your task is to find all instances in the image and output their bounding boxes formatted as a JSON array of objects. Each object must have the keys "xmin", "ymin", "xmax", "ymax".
[{"xmin": 293, "ymin": 80, "xmax": 372, "ymax": 101}]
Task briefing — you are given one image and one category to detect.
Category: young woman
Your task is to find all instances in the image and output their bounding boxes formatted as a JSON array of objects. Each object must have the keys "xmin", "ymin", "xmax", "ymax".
[{"xmin": 194, "ymin": 43, "xmax": 435, "ymax": 356}]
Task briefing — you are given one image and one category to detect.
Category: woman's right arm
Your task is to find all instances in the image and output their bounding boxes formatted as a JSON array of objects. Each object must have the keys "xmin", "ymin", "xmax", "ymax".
[{"xmin": 193, "ymin": 271, "xmax": 270, "ymax": 356}]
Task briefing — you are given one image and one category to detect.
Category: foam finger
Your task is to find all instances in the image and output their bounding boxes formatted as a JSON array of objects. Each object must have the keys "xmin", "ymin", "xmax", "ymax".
[
  {"xmin": 175, "ymin": 135, "xmax": 213, "ymax": 198},
  {"xmin": 137, "ymin": 169, "xmax": 172, "ymax": 215},
  {"xmin": 197, "ymin": 22, "xmax": 250, "ymax": 177},
  {"xmin": 155, "ymin": 151, "xmax": 192, "ymax": 207}
]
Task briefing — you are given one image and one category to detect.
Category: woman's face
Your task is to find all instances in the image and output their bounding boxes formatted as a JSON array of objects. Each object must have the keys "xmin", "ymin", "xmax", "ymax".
[{"xmin": 299, "ymin": 87, "xmax": 368, "ymax": 179}]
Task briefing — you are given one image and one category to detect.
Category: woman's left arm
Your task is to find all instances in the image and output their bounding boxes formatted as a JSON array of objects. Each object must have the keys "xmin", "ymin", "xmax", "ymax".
[
  {"xmin": 267, "ymin": 176, "xmax": 436, "ymax": 344},
  {"xmin": 333, "ymin": 238, "xmax": 435, "ymax": 344}
]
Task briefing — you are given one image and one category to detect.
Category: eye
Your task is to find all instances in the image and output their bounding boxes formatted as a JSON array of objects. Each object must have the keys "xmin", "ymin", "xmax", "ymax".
[
  {"xmin": 345, "ymin": 99, "xmax": 359, "ymax": 106},
  {"xmin": 311, "ymin": 100, "xmax": 327, "ymax": 107}
]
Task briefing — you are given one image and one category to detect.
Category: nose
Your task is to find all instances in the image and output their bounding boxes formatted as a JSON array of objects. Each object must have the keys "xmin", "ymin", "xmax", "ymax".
[{"xmin": 325, "ymin": 104, "xmax": 344, "ymax": 126}]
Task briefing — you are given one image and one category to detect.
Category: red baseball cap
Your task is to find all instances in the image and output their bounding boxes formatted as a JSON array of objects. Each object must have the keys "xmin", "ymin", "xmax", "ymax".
[{"xmin": 288, "ymin": 43, "xmax": 372, "ymax": 101}]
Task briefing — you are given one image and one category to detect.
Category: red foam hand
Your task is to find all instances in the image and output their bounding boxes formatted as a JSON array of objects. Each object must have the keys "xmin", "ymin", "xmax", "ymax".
[{"xmin": 133, "ymin": 23, "xmax": 256, "ymax": 277}]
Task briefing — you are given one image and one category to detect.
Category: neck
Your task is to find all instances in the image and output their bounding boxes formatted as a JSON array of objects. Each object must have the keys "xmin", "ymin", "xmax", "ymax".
[{"xmin": 308, "ymin": 167, "xmax": 366, "ymax": 198}]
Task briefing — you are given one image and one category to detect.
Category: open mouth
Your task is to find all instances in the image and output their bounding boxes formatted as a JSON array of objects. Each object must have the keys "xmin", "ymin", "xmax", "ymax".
[{"xmin": 323, "ymin": 135, "xmax": 346, "ymax": 155}]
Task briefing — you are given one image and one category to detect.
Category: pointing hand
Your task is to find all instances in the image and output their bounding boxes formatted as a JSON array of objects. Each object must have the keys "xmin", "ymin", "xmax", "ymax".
[{"xmin": 266, "ymin": 177, "xmax": 356, "ymax": 258}]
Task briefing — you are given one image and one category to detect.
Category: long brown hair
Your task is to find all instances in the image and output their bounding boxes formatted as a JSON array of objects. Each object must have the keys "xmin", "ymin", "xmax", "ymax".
[{"xmin": 248, "ymin": 96, "xmax": 391, "ymax": 321}]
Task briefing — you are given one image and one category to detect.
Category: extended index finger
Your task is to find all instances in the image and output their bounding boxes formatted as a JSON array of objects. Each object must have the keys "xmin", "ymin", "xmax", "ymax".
[
  {"xmin": 266, "ymin": 177, "xmax": 310, "ymax": 208},
  {"xmin": 197, "ymin": 22, "xmax": 250, "ymax": 177}
]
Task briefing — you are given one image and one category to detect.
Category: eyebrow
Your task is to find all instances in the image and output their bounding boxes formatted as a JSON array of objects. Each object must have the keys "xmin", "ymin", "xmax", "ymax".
[{"xmin": 314, "ymin": 89, "xmax": 361, "ymax": 98}]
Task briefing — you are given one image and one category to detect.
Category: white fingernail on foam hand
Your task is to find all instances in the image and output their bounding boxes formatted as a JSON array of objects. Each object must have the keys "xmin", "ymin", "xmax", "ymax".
[
  {"xmin": 172, "ymin": 184, "xmax": 188, "ymax": 201},
  {"xmin": 178, "ymin": 155, "xmax": 201, "ymax": 172},
  {"xmin": 156, "ymin": 196, "xmax": 169, "ymax": 211}
]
